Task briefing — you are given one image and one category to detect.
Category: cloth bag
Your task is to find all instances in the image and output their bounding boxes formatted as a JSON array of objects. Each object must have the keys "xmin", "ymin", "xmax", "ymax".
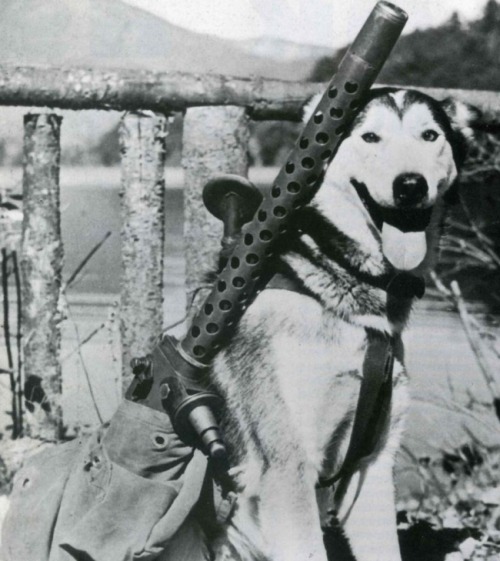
[{"xmin": 2, "ymin": 400, "xmax": 211, "ymax": 561}]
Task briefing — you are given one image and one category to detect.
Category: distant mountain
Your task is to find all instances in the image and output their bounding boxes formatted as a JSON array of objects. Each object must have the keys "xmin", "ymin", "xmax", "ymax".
[
  {"xmin": 0, "ymin": 0, "xmax": 335, "ymax": 164},
  {"xmin": 0, "ymin": 0, "xmax": 323, "ymax": 81},
  {"xmin": 236, "ymin": 37, "xmax": 333, "ymax": 63}
]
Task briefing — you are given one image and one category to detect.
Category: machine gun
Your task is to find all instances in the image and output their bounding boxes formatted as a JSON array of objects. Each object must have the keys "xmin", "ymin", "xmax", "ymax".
[{"xmin": 125, "ymin": 1, "xmax": 409, "ymax": 471}]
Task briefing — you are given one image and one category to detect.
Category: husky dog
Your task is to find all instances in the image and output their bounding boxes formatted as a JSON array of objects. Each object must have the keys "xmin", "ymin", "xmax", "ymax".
[{"xmin": 209, "ymin": 88, "xmax": 476, "ymax": 561}]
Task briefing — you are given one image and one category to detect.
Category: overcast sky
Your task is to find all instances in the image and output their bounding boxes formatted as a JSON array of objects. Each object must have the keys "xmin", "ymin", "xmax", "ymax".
[{"xmin": 123, "ymin": 0, "xmax": 488, "ymax": 48}]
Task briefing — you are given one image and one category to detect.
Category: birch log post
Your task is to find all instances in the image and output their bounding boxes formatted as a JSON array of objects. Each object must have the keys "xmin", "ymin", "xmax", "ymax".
[
  {"xmin": 182, "ymin": 106, "xmax": 249, "ymax": 313},
  {"xmin": 119, "ymin": 112, "xmax": 168, "ymax": 391},
  {"xmin": 21, "ymin": 113, "xmax": 63, "ymax": 440}
]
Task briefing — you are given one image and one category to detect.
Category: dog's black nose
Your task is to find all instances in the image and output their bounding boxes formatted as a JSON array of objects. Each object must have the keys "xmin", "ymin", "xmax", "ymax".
[{"xmin": 393, "ymin": 173, "xmax": 428, "ymax": 207}]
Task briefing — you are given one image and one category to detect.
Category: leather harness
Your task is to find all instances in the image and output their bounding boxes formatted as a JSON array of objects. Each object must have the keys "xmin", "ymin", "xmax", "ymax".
[{"xmin": 266, "ymin": 272, "xmax": 395, "ymax": 488}]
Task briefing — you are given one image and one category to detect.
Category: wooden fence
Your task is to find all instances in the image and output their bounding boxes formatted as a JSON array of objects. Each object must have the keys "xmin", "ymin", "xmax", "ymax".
[{"xmin": 1, "ymin": 63, "xmax": 499, "ymax": 439}]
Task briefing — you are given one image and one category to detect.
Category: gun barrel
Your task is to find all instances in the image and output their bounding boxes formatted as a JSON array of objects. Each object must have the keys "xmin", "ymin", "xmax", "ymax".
[
  {"xmin": 126, "ymin": 2, "xmax": 408, "ymax": 460},
  {"xmin": 180, "ymin": 1, "xmax": 408, "ymax": 364}
]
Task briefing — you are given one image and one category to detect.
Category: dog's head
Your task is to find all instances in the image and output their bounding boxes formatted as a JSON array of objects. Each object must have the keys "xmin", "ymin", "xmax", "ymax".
[{"xmin": 305, "ymin": 88, "xmax": 477, "ymax": 271}]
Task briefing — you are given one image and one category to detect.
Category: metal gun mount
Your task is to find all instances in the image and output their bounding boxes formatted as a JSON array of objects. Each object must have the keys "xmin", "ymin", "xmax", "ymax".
[{"xmin": 125, "ymin": 1, "xmax": 409, "ymax": 470}]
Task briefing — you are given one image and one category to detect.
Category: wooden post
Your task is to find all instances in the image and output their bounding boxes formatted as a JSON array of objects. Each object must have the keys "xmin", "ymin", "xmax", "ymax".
[
  {"xmin": 119, "ymin": 111, "xmax": 168, "ymax": 391},
  {"xmin": 182, "ymin": 106, "xmax": 250, "ymax": 311},
  {"xmin": 21, "ymin": 113, "xmax": 63, "ymax": 440}
]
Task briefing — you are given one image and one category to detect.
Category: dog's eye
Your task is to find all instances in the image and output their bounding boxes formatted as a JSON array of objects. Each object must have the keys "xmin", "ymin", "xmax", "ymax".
[
  {"xmin": 361, "ymin": 132, "xmax": 381, "ymax": 143},
  {"xmin": 422, "ymin": 129, "xmax": 439, "ymax": 142}
]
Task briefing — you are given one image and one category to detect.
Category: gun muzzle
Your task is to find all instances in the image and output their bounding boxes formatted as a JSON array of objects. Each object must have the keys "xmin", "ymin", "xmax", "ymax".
[{"xmin": 351, "ymin": 1, "xmax": 408, "ymax": 72}]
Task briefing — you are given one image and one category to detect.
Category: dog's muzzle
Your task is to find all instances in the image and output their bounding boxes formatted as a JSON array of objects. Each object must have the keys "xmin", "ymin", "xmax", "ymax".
[{"xmin": 351, "ymin": 178, "xmax": 432, "ymax": 270}]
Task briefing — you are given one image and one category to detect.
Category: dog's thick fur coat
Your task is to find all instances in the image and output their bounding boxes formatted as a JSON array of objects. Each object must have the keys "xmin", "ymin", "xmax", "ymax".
[{"xmin": 209, "ymin": 88, "xmax": 476, "ymax": 561}]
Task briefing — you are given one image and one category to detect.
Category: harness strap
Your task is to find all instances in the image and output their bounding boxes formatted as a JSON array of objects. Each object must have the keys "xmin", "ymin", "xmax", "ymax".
[
  {"xmin": 265, "ymin": 274, "xmax": 395, "ymax": 488},
  {"xmin": 318, "ymin": 330, "xmax": 394, "ymax": 488}
]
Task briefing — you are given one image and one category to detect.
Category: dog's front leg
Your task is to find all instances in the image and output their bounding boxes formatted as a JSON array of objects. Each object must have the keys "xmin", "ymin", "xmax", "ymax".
[
  {"xmin": 335, "ymin": 452, "xmax": 402, "ymax": 561},
  {"xmin": 258, "ymin": 463, "xmax": 328, "ymax": 561}
]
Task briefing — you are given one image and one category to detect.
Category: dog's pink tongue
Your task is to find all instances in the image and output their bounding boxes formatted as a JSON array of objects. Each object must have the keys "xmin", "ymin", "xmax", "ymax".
[{"xmin": 381, "ymin": 223, "xmax": 427, "ymax": 271}]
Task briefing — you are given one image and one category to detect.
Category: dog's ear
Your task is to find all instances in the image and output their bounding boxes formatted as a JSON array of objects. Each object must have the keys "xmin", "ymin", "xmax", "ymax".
[
  {"xmin": 440, "ymin": 98, "xmax": 481, "ymax": 141},
  {"xmin": 440, "ymin": 98, "xmax": 487, "ymax": 174},
  {"xmin": 439, "ymin": 99, "xmax": 482, "ymax": 205},
  {"xmin": 302, "ymin": 94, "xmax": 322, "ymax": 124},
  {"xmin": 441, "ymin": 97, "xmax": 500, "ymax": 163},
  {"xmin": 441, "ymin": 97, "xmax": 500, "ymax": 136},
  {"xmin": 440, "ymin": 98, "xmax": 500, "ymax": 204}
]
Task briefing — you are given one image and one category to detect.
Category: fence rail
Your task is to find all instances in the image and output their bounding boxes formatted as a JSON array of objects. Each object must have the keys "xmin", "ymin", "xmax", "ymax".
[
  {"xmin": 2, "ymin": 63, "xmax": 500, "ymax": 437},
  {"xmin": 0, "ymin": 64, "xmax": 500, "ymax": 120}
]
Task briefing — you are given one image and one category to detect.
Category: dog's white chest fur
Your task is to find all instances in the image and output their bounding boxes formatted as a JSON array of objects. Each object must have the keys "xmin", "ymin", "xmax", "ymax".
[
  {"xmin": 250, "ymin": 290, "xmax": 365, "ymax": 471},
  {"xmin": 212, "ymin": 287, "xmax": 406, "ymax": 561}
]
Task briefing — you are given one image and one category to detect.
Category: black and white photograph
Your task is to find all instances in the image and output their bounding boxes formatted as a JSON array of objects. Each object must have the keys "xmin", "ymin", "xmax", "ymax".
[{"xmin": 0, "ymin": 1, "xmax": 499, "ymax": 560}]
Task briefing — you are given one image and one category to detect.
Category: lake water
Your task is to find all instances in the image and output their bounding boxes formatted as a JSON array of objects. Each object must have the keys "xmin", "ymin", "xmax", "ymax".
[{"xmin": 61, "ymin": 167, "xmax": 185, "ymax": 295}]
